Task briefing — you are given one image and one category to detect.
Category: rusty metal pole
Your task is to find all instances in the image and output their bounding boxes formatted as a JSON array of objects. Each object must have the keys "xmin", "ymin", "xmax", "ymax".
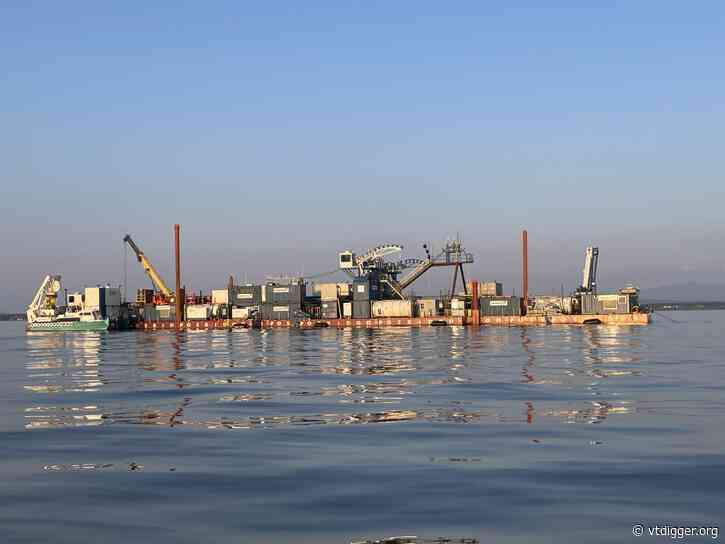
[
  {"xmin": 227, "ymin": 275, "xmax": 234, "ymax": 330},
  {"xmin": 522, "ymin": 229, "xmax": 528, "ymax": 316},
  {"xmin": 471, "ymin": 280, "xmax": 480, "ymax": 326},
  {"xmin": 174, "ymin": 224, "xmax": 182, "ymax": 329}
]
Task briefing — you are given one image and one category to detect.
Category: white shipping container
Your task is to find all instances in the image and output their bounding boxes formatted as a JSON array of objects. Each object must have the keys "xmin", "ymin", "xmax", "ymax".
[
  {"xmin": 186, "ymin": 304, "xmax": 211, "ymax": 320},
  {"xmin": 451, "ymin": 298, "xmax": 466, "ymax": 310},
  {"xmin": 319, "ymin": 284, "xmax": 339, "ymax": 300},
  {"xmin": 417, "ymin": 298, "xmax": 439, "ymax": 317},
  {"xmin": 84, "ymin": 287, "xmax": 100, "ymax": 309},
  {"xmin": 84, "ymin": 287, "xmax": 122, "ymax": 310},
  {"xmin": 371, "ymin": 300, "xmax": 414, "ymax": 318},
  {"xmin": 481, "ymin": 282, "xmax": 503, "ymax": 296},
  {"xmin": 231, "ymin": 307, "xmax": 249, "ymax": 319},
  {"xmin": 212, "ymin": 289, "xmax": 229, "ymax": 304}
]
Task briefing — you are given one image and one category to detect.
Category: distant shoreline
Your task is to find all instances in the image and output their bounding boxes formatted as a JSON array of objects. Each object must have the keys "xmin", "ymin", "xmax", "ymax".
[{"xmin": 643, "ymin": 302, "xmax": 725, "ymax": 311}]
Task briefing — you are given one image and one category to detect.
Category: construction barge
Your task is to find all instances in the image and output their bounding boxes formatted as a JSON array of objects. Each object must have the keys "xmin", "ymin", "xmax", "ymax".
[
  {"xmin": 140, "ymin": 313, "xmax": 648, "ymax": 331},
  {"xmin": 26, "ymin": 226, "xmax": 650, "ymax": 332}
]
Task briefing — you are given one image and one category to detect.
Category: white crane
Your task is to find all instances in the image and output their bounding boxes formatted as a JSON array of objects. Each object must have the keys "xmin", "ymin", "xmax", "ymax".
[
  {"xmin": 339, "ymin": 244, "xmax": 404, "ymax": 276},
  {"xmin": 581, "ymin": 247, "xmax": 599, "ymax": 293},
  {"xmin": 27, "ymin": 275, "xmax": 62, "ymax": 322}
]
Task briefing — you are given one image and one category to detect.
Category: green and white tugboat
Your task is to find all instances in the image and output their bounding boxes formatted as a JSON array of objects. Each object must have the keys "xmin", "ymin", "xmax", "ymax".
[{"xmin": 26, "ymin": 275, "xmax": 109, "ymax": 332}]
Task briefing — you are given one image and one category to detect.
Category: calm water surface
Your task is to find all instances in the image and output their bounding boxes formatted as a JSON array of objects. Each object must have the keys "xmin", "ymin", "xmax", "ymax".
[{"xmin": 1, "ymin": 313, "xmax": 724, "ymax": 543}]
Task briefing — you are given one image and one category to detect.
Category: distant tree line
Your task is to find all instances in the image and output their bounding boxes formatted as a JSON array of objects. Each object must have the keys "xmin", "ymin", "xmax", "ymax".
[
  {"xmin": 0, "ymin": 313, "xmax": 25, "ymax": 321},
  {"xmin": 645, "ymin": 302, "xmax": 725, "ymax": 311}
]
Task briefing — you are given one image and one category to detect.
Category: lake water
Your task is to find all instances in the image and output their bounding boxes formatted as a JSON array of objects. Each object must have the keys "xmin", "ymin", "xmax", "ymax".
[{"xmin": 1, "ymin": 313, "xmax": 724, "ymax": 543}]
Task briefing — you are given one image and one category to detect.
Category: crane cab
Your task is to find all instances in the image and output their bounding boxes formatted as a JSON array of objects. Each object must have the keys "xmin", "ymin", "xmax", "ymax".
[{"xmin": 339, "ymin": 251, "xmax": 356, "ymax": 270}]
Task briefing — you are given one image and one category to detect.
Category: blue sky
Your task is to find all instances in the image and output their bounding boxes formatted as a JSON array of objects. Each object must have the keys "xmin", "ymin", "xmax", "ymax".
[{"xmin": 1, "ymin": 2, "xmax": 724, "ymax": 311}]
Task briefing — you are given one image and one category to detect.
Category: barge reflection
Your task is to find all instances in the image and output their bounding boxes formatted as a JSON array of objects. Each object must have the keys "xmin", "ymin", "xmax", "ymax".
[{"xmin": 23, "ymin": 327, "xmax": 640, "ymax": 430}]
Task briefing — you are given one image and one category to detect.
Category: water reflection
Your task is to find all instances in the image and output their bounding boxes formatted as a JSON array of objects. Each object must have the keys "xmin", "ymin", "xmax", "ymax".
[
  {"xmin": 23, "ymin": 327, "xmax": 643, "ymax": 431},
  {"xmin": 25, "ymin": 332, "xmax": 106, "ymax": 393}
]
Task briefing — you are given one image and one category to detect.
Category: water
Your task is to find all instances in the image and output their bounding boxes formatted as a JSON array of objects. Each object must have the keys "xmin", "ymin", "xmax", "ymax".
[{"xmin": 1, "ymin": 313, "xmax": 724, "ymax": 543}]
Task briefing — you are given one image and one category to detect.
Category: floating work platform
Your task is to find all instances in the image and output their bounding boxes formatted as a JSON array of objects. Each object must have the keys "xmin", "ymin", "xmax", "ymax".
[{"xmin": 138, "ymin": 312, "xmax": 649, "ymax": 331}]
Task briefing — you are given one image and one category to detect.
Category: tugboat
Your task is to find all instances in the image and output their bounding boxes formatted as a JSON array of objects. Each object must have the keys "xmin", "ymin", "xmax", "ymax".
[{"xmin": 26, "ymin": 275, "xmax": 110, "ymax": 332}]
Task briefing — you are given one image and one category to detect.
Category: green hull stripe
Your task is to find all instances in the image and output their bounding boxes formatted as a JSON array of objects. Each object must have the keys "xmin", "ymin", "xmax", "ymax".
[{"xmin": 27, "ymin": 319, "xmax": 110, "ymax": 332}]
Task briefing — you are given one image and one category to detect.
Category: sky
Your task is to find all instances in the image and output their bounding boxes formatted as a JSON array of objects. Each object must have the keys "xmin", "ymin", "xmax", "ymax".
[{"xmin": 1, "ymin": 1, "xmax": 724, "ymax": 311}]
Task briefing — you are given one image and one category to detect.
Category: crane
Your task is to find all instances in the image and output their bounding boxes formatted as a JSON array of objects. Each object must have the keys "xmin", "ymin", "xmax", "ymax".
[
  {"xmin": 123, "ymin": 234, "xmax": 173, "ymax": 300},
  {"xmin": 579, "ymin": 246, "xmax": 599, "ymax": 293},
  {"xmin": 27, "ymin": 274, "xmax": 62, "ymax": 322},
  {"xmin": 338, "ymin": 238, "xmax": 474, "ymax": 299}
]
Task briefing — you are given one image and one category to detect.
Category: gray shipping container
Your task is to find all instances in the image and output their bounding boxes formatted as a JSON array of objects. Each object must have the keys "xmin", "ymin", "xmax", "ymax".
[
  {"xmin": 352, "ymin": 280, "xmax": 381, "ymax": 301},
  {"xmin": 479, "ymin": 296, "xmax": 522, "ymax": 316},
  {"xmin": 580, "ymin": 293, "xmax": 598, "ymax": 315},
  {"xmin": 264, "ymin": 283, "xmax": 306, "ymax": 305},
  {"xmin": 261, "ymin": 303, "xmax": 302, "ymax": 321},
  {"xmin": 143, "ymin": 304, "xmax": 159, "ymax": 321},
  {"xmin": 320, "ymin": 300, "xmax": 339, "ymax": 318},
  {"xmin": 230, "ymin": 285, "xmax": 263, "ymax": 307},
  {"xmin": 352, "ymin": 300, "xmax": 371, "ymax": 319}
]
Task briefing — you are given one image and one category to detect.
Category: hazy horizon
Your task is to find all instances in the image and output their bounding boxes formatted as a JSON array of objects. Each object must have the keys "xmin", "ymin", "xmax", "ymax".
[{"xmin": 2, "ymin": 2, "xmax": 724, "ymax": 312}]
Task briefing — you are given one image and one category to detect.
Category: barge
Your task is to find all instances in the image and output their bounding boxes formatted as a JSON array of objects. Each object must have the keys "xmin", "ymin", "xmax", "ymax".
[
  {"xmin": 138, "ymin": 312, "xmax": 649, "ymax": 331},
  {"xmin": 26, "ymin": 227, "xmax": 652, "ymax": 333}
]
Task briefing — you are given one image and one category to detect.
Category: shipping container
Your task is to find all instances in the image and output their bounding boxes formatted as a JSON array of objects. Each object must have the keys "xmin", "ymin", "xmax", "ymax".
[
  {"xmin": 142, "ymin": 304, "xmax": 159, "ymax": 321},
  {"xmin": 104, "ymin": 288, "xmax": 122, "ymax": 307},
  {"xmin": 479, "ymin": 296, "xmax": 521, "ymax": 316},
  {"xmin": 416, "ymin": 298, "xmax": 441, "ymax": 317},
  {"xmin": 83, "ymin": 286, "xmax": 122, "ymax": 319},
  {"xmin": 320, "ymin": 300, "xmax": 339, "ymax": 318},
  {"xmin": 580, "ymin": 293, "xmax": 598, "ymax": 315},
  {"xmin": 481, "ymin": 281, "xmax": 503, "ymax": 296},
  {"xmin": 465, "ymin": 281, "xmax": 502, "ymax": 296},
  {"xmin": 315, "ymin": 282, "xmax": 350, "ymax": 300},
  {"xmin": 261, "ymin": 303, "xmax": 303, "ymax": 321},
  {"xmin": 371, "ymin": 299, "xmax": 414, "ymax": 318},
  {"xmin": 352, "ymin": 279, "xmax": 381, "ymax": 301},
  {"xmin": 231, "ymin": 307, "xmax": 250, "ymax": 319},
  {"xmin": 230, "ymin": 285, "xmax": 263, "ymax": 307},
  {"xmin": 264, "ymin": 282, "xmax": 306, "ymax": 305},
  {"xmin": 212, "ymin": 289, "xmax": 229, "ymax": 305},
  {"xmin": 450, "ymin": 297, "xmax": 466, "ymax": 317},
  {"xmin": 597, "ymin": 293, "xmax": 632, "ymax": 314},
  {"xmin": 352, "ymin": 300, "xmax": 371, "ymax": 319},
  {"xmin": 343, "ymin": 302, "xmax": 352, "ymax": 318},
  {"xmin": 157, "ymin": 304, "xmax": 172, "ymax": 320},
  {"xmin": 186, "ymin": 304, "xmax": 212, "ymax": 320}
]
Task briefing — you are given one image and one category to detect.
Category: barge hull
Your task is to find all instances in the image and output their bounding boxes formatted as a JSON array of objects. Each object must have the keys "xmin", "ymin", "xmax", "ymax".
[{"xmin": 138, "ymin": 313, "xmax": 649, "ymax": 330}]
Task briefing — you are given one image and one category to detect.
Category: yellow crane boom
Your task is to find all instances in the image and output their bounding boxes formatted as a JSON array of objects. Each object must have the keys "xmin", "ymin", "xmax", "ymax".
[{"xmin": 123, "ymin": 234, "xmax": 173, "ymax": 298}]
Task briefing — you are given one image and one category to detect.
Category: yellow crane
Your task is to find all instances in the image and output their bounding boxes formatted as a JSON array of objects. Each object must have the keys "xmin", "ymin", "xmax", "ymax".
[{"xmin": 123, "ymin": 234, "xmax": 173, "ymax": 300}]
